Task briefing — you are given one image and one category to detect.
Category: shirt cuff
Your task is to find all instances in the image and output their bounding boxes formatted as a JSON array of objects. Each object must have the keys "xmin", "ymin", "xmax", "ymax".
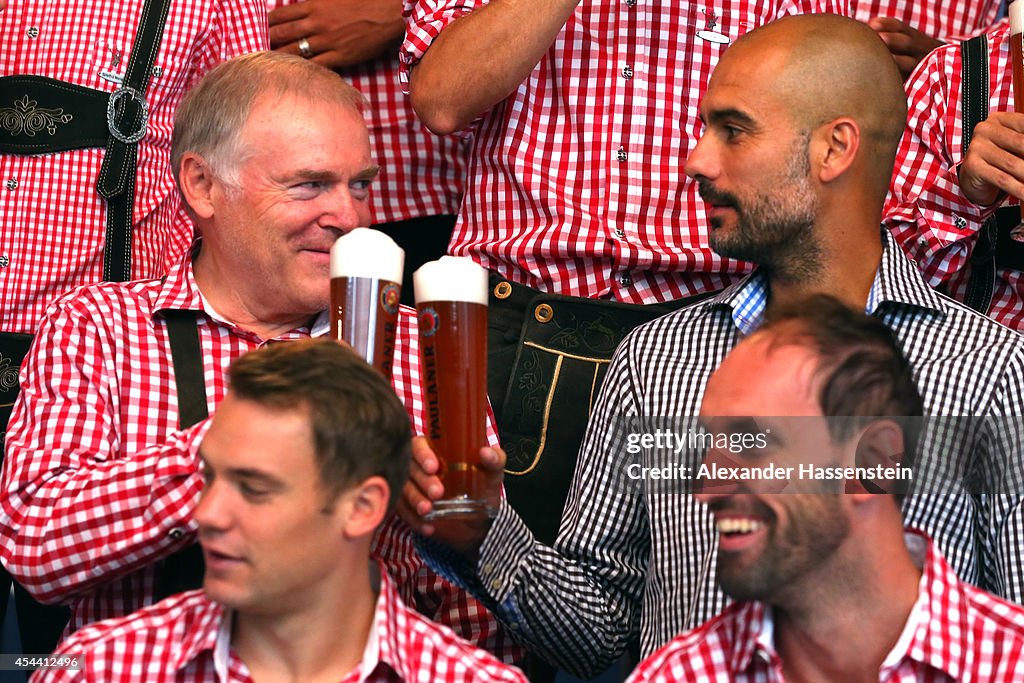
[{"xmin": 414, "ymin": 498, "xmax": 535, "ymax": 606}]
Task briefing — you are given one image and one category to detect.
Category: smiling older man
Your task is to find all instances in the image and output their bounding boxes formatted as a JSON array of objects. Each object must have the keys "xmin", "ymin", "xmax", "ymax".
[{"xmin": 0, "ymin": 52, "xmax": 518, "ymax": 664}]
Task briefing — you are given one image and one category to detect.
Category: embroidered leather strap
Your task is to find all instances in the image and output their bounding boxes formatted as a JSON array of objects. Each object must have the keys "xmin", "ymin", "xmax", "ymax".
[
  {"xmin": 97, "ymin": 0, "xmax": 174, "ymax": 282},
  {"xmin": 0, "ymin": 0, "xmax": 173, "ymax": 283}
]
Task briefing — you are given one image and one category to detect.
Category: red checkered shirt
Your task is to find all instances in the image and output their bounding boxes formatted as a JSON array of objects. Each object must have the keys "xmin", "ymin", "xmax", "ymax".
[
  {"xmin": 0, "ymin": 247, "xmax": 517, "ymax": 661},
  {"xmin": 36, "ymin": 566, "xmax": 527, "ymax": 683},
  {"xmin": 264, "ymin": 0, "xmax": 469, "ymax": 224},
  {"xmin": 883, "ymin": 19, "xmax": 1024, "ymax": 329},
  {"xmin": 626, "ymin": 533, "xmax": 1024, "ymax": 683},
  {"xmin": 400, "ymin": 0, "xmax": 850, "ymax": 304},
  {"xmin": 0, "ymin": 0, "xmax": 269, "ymax": 335},
  {"xmin": 851, "ymin": 0, "xmax": 1001, "ymax": 42}
]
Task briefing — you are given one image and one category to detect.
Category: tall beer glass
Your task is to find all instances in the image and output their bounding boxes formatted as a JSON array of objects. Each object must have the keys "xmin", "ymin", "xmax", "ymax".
[
  {"xmin": 330, "ymin": 229, "xmax": 404, "ymax": 379},
  {"xmin": 414, "ymin": 257, "xmax": 492, "ymax": 519},
  {"xmin": 1014, "ymin": 2, "xmax": 1024, "ymax": 109}
]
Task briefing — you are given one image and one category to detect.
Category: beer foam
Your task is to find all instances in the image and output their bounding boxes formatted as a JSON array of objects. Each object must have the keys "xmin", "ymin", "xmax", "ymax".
[
  {"xmin": 413, "ymin": 256, "xmax": 488, "ymax": 305},
  {"xmin": 1014, "ymin": 0, "xmax": 1024, "ymax": 35},
  {"xmin": 330, "ymin": 228, "xmax": 405, "ymax": 284}
]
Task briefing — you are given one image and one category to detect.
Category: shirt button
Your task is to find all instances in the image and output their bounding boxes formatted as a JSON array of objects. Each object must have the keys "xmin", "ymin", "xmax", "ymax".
[
  {"xmin": 481, "ymin": 563, "xmax": 494, "ymax": 575},
  {"xmin": 168, "ymin": 527, "xmax": 185, "ymax": 540},
  {"xmin": 616, "ymin": 147, "xmax": 627, "ymax": 162},
  {"xmin": 490, "ymin": 579, "xmax": 502, "ymax": 591},
  {"xmin": 152, "ymin": 66, "xmax": 163, "ymax": 78},
  {"xmin": 625, "ymin": 0, "xmax": 636, "ymax": 6},
  {"xmin": 614, "ymin": 227, "xmax": 625, "ymax": 238},
  {"xmin": 509, "ymin": 623, "xmax": 520, "ymax": 631},
  {"xmin": 0, "ymin": 255, "xmax": 9, "ymax": 268},
  {"xmin": 953, "ymin": 215, "xmax": 967, "ymax": 229},
  {"xmin": 619, "ymin": 272, "xmax": 633, "ymax": 286},
  {"xmin": 27, "ymin": 26, "xmax": 39, "ymax": 39},
  {"xmin": 622, "ymin": 65, "xmax": 633, "ymax": 80},
  {"xmin": 916, "ymin": 237, "xmax": 928, "ymax": 248},
  {"xmin": 5, "ymin": 178, "xmax": 17, "ymax": 191}
]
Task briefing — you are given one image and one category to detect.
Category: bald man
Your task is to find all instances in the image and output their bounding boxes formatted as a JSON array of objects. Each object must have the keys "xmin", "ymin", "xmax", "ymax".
[{"xmin": 401, "ymin": 14, "xmax": 1024, "ymax": 679}]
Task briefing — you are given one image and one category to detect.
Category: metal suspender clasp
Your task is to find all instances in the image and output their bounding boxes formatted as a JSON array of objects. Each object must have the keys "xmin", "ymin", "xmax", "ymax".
[{"xmin": 106, "ymin": 86, "xmax": 148, "ymax": 144}]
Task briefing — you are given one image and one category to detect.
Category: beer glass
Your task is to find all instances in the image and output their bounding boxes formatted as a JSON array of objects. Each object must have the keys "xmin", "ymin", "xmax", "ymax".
[
  {"xmin": 329, "ymin": 228, "xmax": 404, "ymax": 379},
  {"xmin": 414, "ymin": 256, "xmax": 493, "ymax": 519},
  {"xmin": 1014, "ymin": 2, "xmax": 1024, "ymax": 111}
]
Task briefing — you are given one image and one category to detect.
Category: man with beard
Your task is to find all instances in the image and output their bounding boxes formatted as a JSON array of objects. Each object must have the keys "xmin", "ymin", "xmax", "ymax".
[
  {"xmin": 400, "ymin": 13, "xmax": 1024, "ymax": 679},
  {"xmin": 628, "ymin": 296, "xmax": 1024, "ymax": 682}
]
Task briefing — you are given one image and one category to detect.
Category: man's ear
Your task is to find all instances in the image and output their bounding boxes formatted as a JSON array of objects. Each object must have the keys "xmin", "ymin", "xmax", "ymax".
[
  {"xmin": 338, "ymin": 476, "xmax": 390, "ymax": 540},
  {"xmin": 178, "ymin": 152, "xmax": 217, "ymax": 220},
  {"xmin": 846, "ymin": 419, "xmax": 907, "ymax": 495},
  {"xmin": 814, "ymin": 117, "xmax": 860, "ymax": 184}
]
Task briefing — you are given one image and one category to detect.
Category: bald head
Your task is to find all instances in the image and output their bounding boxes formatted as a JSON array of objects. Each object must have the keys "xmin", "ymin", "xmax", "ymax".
[{"xmin": 716, "ymin": 14, "xmax": 907, "ymax": 201}]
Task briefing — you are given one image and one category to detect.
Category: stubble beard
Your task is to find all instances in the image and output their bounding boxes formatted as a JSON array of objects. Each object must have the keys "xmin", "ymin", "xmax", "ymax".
[
  {"xmin": 703, "ymin": 137, "xmax": 824, "ymax": 284},
  {"xmin": 716, "ymin": 495, "xmax": 849, "ymax": 604}
]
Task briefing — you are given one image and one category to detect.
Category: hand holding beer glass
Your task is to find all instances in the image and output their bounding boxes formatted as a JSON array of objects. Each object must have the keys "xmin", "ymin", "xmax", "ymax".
[
  {"xmin": 330, "ymin": 228, "xmax": 404, "ymax": 379},
  {"xmin": 414, "ymin": 257, "xmax": 493, "ymax": 520}
]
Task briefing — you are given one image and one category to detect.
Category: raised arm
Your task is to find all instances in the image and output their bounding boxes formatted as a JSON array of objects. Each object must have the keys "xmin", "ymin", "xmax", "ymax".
[
  {"xmin": 882, "ymin": 36, "xmax": 1007, "ymax": 289},
  {"xmin": 399, "ymin": 342, "xmax": 650, "ymax": 677},
  {"xmin": 406, "ymin": 0, "xmax": 580, "ymax": 135}
]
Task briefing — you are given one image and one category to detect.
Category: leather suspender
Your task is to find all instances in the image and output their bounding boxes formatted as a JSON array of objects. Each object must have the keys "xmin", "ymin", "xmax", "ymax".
[
  {"xmin": 97, "ymin": 0, "xmax": 174, "ymax": 282},
  {"xmin": 155, "ymin": 309, "xmax": 208, "ymax": 601},
  {"xmin": 959, "ymin": 34, "xmax": 1024, "ymax": 313},
  {"xmin": 961, "ymin": 33, "xmax": 998, "ymax": 314},
  {"xmin": 165, "ymin": 310, "xmax": 210, "ymax": 429},
  {"xmin": 0, "ymin": 0, "xmax": 173, "ymax": 283}
]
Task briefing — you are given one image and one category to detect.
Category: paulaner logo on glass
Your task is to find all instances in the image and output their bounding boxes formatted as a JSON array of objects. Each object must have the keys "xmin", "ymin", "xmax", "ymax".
[{"xmin": 625, "ymin": 428, "xmax": 768, "ymax": 455}]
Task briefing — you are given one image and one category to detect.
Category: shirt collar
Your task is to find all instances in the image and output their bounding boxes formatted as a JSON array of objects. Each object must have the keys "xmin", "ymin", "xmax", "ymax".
[
  {"xmin": 150, "ymin": 245, "xmax": 205, "ymax": 318},
  {"xmin": 213, "ymin": 607, "xmax": 234, "ymax": 683},
  {"xmin": 169, "ymin": 592, "xmax": 228, "ymax": 675},
  {"xmin": 894, "ymin": 531, "xmax": 969, "ymax": 680},
  {"xmin": 171, "ymin": 564, "xmax": 403, "ymax": 682},
  {"xmin": 359, "ymin": 562, "xmax": 417, "ymax": 682},
  {"xmin": 699, "ymin": 229, "xmax": 946, "ymax": 336},
  {"xmin": 728, "ymin": 601, "xmax": 775, "ymax": 673},
  {"xmin": 347, "ymin": 564, "xmax": 386, "ymax": 682},
  {"xmin": 150, "ymin": 241, "xmax": 328, "ymax": 339}
]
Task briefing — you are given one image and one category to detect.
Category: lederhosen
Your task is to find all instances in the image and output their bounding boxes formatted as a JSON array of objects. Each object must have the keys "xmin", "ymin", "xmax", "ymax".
[
  {"xmin": 0, "ymin": 0, "xmax": 172, "ymax": 657},
  {"xmin": 959, "ymin": 33, "xmax": 1024, "ymax": 314},
  {"xmin": 487, "ymin": 275, "xmax": 716, "ymax": 547}
]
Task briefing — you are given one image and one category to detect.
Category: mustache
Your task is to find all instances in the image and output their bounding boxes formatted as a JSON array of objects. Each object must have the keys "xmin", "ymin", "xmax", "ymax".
[
  {"xmin": 697, "ymin": 179, "xmax": 740, "ymax": 208},
  {"xmin": 706, "ymin": 498, "xmax": 777, "ymax": 523}
]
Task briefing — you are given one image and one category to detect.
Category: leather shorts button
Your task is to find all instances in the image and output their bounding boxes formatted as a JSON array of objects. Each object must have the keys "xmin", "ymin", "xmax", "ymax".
[
  {"xmin": 534, "ymin": 303, "xmax": 554, "ymax": 323},
  {"xmin": 494, "ymin": 281, "xmax": 513, "ymax": 299}
]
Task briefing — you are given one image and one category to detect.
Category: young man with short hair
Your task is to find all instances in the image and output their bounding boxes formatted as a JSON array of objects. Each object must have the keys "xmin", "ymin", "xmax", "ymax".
[{"xmin": 37, "ymin": 339, "xmax": 526, "ymax": 683}]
